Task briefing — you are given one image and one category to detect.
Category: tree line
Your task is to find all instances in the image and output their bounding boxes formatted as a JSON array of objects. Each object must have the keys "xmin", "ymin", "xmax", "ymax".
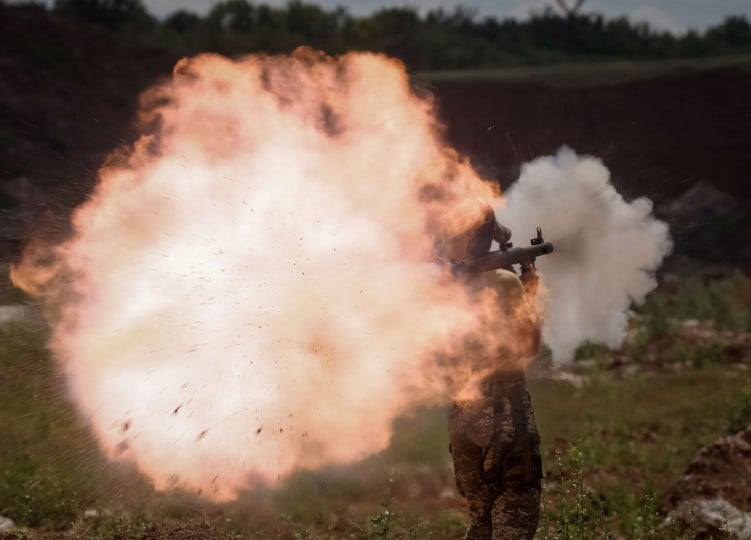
[{"xmin": 35, "ymin": 0, "xmax": 751, "ymax": 69}]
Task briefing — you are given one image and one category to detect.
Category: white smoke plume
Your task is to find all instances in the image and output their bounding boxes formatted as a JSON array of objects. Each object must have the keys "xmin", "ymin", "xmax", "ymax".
[{"xmin": 495, "ymin": 147, "xmax": 672, "ymax": 362}]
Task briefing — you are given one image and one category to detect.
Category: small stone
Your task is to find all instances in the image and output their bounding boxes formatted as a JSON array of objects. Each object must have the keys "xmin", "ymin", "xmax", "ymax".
[
  {"xmin": 439, "ymin": 487, "xmax": 457, "ymax": 499},
  {"xmin": 0, "ymin": 305, "xmax": 30, "ymax": 325},
  {"xmin": 83, "ymin": 509, "xmax": 99, "ymax": 519},
  {"xmin": 661, "ymin": 426, "xmax": 751, "ymax": 537},
  {"xmin": 554, "ymin": 371, "xmax": 584, "ymax": 388},
  {"xmin": 0, "ymin": 515, "xmax": 15, "ymax": 532}
]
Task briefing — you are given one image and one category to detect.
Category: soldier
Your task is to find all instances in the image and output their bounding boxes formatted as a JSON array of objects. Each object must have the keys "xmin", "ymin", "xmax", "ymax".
[{"xmin": 444, "ymin": 204, "xmax": 543, "ymax": 540}]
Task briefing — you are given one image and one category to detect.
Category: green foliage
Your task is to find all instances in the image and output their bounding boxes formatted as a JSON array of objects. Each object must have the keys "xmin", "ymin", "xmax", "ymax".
[
  {"xmin": 533, "ymin": 366, "xmax": 751, "ymax": 538},
  {"xmin": 673, "ymin": 272, "xmax": 751, "ymax": 331},
  {"xmin": 1, "ymin": 292, "xmax": 749, "ymax": 537},
  {"xmin": 73, "ymin": 513, "xmax": 149, "ymax": 540},
  {"xmin": 727, "ymin": 387, "xmax": 751, "ymax": 434},
  {"xmin": 21, "ymin": 0, "xmax": 751, "ymax": 70},
  {"xmin": 164, "ymin": 10, "xmax": 201, "ymax": 34},
  {"xmin": 0, "ymin": 324, "xmax": 82, "ymax": 527},
  {"xmin": 627, "ymin": 272, "xmax": 751, "ymax": 367},
  {"xmin": 668, "ymin": 337, "xmax": 725, "ymax": 369},
  {"xmin": 0, "ymin": 453, "xmax": 81, "ymax": 526},
  {"xmin": 363, "ymin": 483, "xmax": 399, "ymax": 539},
  {"xmin": 53, "ymin": 0, "xmax": 155, "ymax": 32}
]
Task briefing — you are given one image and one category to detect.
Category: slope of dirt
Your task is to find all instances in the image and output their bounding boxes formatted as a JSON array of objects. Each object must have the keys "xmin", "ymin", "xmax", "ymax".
[
  {"xmin": 661, "ymin": 426, "xmax": 751, "ymax": 537},
  {"xmin": 2, "ymin": 5, "xmax": 750, "ymax": 268},
  {"xmin": 0, "ymin": 5, "xmax": 176, "ymax": 257},
  {"xmin": 429, "ymin": 67, "xmax": 751, "ymax": 205}
]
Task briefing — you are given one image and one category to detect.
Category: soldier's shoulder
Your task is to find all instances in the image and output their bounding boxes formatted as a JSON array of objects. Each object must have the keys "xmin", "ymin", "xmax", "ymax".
[
  {"xmin": 493, "ymin": 268, "xmax": 524, "ymax": 287},
  {"xmin": 488, "ymin": 269, "xmax": 526, "ymax": 302}
]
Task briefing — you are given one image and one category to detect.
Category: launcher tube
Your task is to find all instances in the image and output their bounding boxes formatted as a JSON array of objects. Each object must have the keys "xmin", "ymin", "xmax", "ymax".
[{"xmin": 453, "ymin": 243, "xmax": 554, "ymax": 274}]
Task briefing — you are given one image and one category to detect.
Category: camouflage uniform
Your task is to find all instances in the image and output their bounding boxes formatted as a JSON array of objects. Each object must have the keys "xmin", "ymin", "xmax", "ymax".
[{"xmin": 449, "ymin": 269, "xmax": 543, "ymax": 540}]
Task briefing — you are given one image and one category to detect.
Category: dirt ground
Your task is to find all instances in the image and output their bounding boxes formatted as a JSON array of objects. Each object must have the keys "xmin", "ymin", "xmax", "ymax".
[{"xmin": 428, "ymin": 65, "xmax": 751, "ymax": 207}]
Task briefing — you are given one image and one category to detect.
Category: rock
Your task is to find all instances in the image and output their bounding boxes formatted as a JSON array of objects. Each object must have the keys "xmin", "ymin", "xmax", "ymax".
[
  {"xmin": 0, "ymin": 304, "xmax": 30, "ymax": 325},
  {"xmin": 666, "ymin": 499, "xmax": 751, "ymax": 539},
  {"xmin": 659, "ymin": 182, "xmax": 750, "ymax": 266},
  {"xmin": 552, "ymin": 371, "xmax": 584, "ymax": 388},
  {"xmin": 0, "ymin": 516, "xmax": 14, "ymax": 532},
  {"xmin": 661, "ymin": 426, "xmax": 751, "ymax": 537},
  {"xmin": 83, "ymin": 508, "xmax": 99, "ymax": 519},
  {"xmin": 440, "ymin": 487, "xmax": 458, "ymax": 499},
  {"xmin": 660, "ymin": 181, "xmax": 739, "ymax": 227}
]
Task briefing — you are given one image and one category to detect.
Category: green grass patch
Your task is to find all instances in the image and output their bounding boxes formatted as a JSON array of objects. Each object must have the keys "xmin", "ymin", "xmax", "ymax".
[
  {"xmin": 531, "ymin": 367, "xmax": 751, "ymax": 538},
  {"xmin": 638, "ymin": 271, "xmax": 751, "ymax": 333}
]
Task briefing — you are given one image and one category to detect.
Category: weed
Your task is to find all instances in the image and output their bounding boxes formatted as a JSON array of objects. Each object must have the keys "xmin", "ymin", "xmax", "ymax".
[
  {"xmin": 74, "ymin": 512, "xmax": 149, "ymax": 540},
  {"xmin": 2, "ymin": 308, "xmax": 750, "ymax": 538},
  {"xmin": 727, "ymin": 387, "xmax": 751, "ymax": 434},
  {"xmin": 669, "ymin": 338, "xmax": 725, "ymax": 369},
  {"xmin": 638, "ymin": 272, "xmax": 751, "ymax": 332},
  {"xmin": 363, "ymin": 479, "xmax": 400, "ymax": 539}
]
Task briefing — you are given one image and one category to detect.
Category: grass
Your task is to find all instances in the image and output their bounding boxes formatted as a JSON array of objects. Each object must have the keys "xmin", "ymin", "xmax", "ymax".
[
  {"xmin": 635, "ymin": 270, "xmax": 751, "ymax": 336},
  {"xmin": 532, "ymin": 367, "xmax": 750, "ymax": 538},
  {"xmin": 1, "ymin": 272, "xmax": 750, "ymax": 538}
]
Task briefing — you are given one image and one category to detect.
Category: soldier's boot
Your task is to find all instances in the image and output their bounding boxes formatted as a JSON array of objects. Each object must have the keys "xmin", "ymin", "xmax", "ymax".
[
  {"xmin": 490, "ymin": 485, "xmax": 541, "ymax": 540},
  {"xmin": 464, "ymin": 519, "xmax": 493, "ymax": 540},
  {"xmin": 463, "ymin": 491, "xmax": 494, "ymax": 540}
]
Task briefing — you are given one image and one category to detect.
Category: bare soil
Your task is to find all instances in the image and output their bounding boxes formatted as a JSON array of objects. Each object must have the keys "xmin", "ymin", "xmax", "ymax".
[{"xmin": 429, "ymin": 66, "xmax": 751, "ymax": 206}]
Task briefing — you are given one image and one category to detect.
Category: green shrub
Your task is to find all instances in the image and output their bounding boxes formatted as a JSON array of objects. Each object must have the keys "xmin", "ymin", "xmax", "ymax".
[
  {"xmin": 639, "ymin": 271, "xmax": 751, "ymax": 332},
  {"xmin": 727, "ymin": 388, "xmax": 751, "ymax": 434}
]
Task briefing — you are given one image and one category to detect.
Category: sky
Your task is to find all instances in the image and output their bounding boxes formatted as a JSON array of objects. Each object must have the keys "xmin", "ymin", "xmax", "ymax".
[{"xmin": 141, "ymin": 0, "xmax": 751, "ymax": 34}]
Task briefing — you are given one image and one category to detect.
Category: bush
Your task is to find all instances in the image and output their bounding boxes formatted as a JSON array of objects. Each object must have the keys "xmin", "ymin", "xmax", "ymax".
[
  {"xmin": 727, "ymin": 388, "xmax": 751, "ymax": 434},
  {"xmin": 54, "ymin": 0, "xmax": 155, "ymax": 31},
  {"xmin": 637, "ymin": 271, "xmax": 751, "ymax": 332}
]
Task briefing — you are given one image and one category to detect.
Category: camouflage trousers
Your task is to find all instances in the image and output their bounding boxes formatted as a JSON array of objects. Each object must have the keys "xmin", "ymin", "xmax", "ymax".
[{"xmin": 449, "ymin": 378, "xmax": 542, "ymax": 540}]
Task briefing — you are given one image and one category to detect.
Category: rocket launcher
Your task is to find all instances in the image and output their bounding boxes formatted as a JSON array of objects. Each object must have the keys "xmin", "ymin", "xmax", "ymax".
[{"xmin": 452, "ymin": 227, "xmax": 554, "ymax": 275}]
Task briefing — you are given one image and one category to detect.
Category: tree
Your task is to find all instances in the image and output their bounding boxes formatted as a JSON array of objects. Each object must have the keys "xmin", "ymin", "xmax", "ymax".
[
  {"xmin": 205, "ymin": 0, "xmax": 256, "ymax": 33},
  {"xmin": 554, "ymin": 0, "xmax": 586, "ymax": 17},
  {"xmin": 164, "ymin": 9, "xmax": 201, "ymax": 34},
  {"xmin": 54, "ymin": 0, "xmax": 152, "ymax": 30},
  {"xmin": 706, "ymin": 16, "xmax": 751, "ymax": 48}
]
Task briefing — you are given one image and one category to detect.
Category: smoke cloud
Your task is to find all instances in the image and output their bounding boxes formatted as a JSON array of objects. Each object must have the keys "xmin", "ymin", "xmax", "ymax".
[{"xmin": 495, "ymin": 147, "xmax": 672, "ymax": 362}]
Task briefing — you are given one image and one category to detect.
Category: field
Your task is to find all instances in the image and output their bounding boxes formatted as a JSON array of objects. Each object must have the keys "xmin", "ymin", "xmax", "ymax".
[
  {"xmin": 2, "ymin": 6, "xmax": 751, "ymax": 538},
  {"xmin": 1, "ymin": 268, "xmax": 750, "ymax": 539}
]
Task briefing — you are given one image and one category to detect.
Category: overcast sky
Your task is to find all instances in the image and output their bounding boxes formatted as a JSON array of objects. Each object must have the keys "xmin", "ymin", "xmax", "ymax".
[{"xmin": 140, "ymin": 0, "xmax": 751, "ymax": 34}]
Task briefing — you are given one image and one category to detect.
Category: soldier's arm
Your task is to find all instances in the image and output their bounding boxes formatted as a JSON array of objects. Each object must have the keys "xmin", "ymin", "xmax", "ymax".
[{"xmin": 495, "ymin": 269, "xmax": 541, "ymax": 358}]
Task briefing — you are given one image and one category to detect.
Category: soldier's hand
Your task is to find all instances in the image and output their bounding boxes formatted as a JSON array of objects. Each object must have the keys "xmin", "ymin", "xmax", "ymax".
[{"xmin": 519, "ymin": 267, "xmax": 539, "ymax": 298}]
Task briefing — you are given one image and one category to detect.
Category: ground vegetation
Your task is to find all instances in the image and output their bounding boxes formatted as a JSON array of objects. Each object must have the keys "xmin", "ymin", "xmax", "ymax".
[
  {"xmin": 0, "ymin": 270, "xmax": 749, "ymax": 538},
  {"xmin": 9, "ymin": 0, "xmax": 751, "ymax": 70}
]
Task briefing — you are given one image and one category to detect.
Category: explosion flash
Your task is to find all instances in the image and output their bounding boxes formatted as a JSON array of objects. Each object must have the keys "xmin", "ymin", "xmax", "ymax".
[
  {"xmin": 12, "ymin": 50, "xmax": 503, "ymax": 500},
  {"xmin": 12, "ymin": 50, "xmax": 672, "ymax": 501}
]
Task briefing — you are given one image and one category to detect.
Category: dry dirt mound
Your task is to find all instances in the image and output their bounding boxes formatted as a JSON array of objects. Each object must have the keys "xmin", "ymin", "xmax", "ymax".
[
  {"xmin": 431, "ymin": 67, "xmax": 751, "ymax": 268},
  {"xmin": 0, "ymin": 5, "xmax": 175, "ymax": 257},
  {"xmin": 661, "ymin": 426, "xmax": 751, "ymax": 538}
]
